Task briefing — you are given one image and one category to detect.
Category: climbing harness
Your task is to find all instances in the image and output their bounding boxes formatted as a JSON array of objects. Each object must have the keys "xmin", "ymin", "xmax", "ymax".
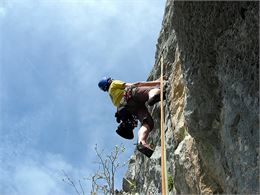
[{"xmin": 123, "ymin": 86, "xmax": 136, "ymax": 102}]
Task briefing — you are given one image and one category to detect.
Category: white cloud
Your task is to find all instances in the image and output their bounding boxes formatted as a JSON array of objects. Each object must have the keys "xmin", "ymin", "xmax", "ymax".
[
  {"xmin": 0, "ymin": 7, "xmax": 6, "ymax": 17},
  {"xmin": 0, "ymin": 0, "xmax": 10, "ymax": 18},
  {"xmin": 0, "ymin": 0, "xmax": 166, "ymax": 194},
  {"xmin": 15, "ymin": 166, "xmax": 57, "ymax": 195},
  {"xmin": 1, "ymin": 150, "xmax": 92, "ymax": 195}
]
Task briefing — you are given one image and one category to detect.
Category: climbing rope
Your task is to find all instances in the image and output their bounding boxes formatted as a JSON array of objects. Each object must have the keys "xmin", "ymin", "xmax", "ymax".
[
  {"xmin": 160, "ymin": 51, "xmax": 168, "ymax": 195},
  {"xmin": 154, "ymin": 40, "xmax": 174, "ymax": 194}
]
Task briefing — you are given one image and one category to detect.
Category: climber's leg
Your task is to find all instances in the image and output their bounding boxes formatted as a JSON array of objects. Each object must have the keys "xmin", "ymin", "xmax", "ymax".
[
  {"xmin": 138, "ymin": 123, "xmax": 150, "ymax": 146},
  {"xmin": 136, "ymin": 106, "xmax": 154, "ymax": 158},
  {"xmin": 137, "ymin": 123, "xmax": 154, "ymax": 158},
  {"xmin": 147, "ymin": 88, "xmax": 162, "ymax": 106},
  {"xmin": 148, "ymin": 88, "xmax": 160, "ymax": 98}
]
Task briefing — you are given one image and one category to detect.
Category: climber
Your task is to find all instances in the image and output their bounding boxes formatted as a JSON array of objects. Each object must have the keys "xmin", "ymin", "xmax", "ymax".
[{"xmin": 98, "ymin": 76, "xmax": 165, "ymax": 158}]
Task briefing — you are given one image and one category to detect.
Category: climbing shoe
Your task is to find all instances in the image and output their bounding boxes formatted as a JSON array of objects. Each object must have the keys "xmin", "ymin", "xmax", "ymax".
[{"xmin": 137, "ymin": 142, "xmax": 154, "ymax": 158}]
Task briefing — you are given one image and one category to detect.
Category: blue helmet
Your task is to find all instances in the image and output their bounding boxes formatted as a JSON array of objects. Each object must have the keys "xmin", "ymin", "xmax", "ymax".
[{"xmin": 98, "ymin": 77, "xmax": 111, "ymax": 92}]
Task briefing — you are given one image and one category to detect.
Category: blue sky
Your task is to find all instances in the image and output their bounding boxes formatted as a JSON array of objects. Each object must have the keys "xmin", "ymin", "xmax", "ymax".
[{"xmin": 0, "ymin": 0, "xmax": 166, "ymax": 194}]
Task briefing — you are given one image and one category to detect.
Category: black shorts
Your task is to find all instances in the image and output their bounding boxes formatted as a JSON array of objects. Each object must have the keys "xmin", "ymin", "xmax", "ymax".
[{"xmin": 126, "ymin": 87, "xmax": 155, "ymax": 130}]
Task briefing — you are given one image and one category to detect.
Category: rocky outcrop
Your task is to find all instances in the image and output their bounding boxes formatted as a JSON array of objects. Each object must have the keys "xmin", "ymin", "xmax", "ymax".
[{"xmin": 122, "ymin": 1, "xmax": 259, "ymax": 194}]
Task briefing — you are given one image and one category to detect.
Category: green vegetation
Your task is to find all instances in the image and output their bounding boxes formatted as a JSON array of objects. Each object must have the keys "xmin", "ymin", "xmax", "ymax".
[
  {"xmin": 168, "ymin": 174, "xmax": 174, "ymax": 192},
  {"xmin": 179, "ymin": 126, "xmax": 187, "ymax": 141}
]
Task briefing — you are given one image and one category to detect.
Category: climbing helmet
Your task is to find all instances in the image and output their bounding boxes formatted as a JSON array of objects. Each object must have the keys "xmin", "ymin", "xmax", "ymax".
[{"xmin": 98, "ymin": 77, "xmax": 111, "ymax": 92}]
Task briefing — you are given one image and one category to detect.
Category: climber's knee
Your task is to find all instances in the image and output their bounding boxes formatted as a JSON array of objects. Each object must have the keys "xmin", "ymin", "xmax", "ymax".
[
  {"xmin": 136, "ymin": 106, "xmax": 154, "ymax": 131},
  {"xmin": 142, "ymin": 117, "xmax": 154, "ymax": 131}
]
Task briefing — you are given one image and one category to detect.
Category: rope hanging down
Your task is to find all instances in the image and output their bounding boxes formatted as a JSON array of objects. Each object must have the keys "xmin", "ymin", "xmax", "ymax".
[{"xmin": 160, "ymin": 52, "xmax": 168, "ymax": 195}]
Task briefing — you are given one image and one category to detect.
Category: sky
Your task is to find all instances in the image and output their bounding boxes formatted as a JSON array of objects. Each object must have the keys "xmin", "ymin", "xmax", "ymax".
[{"xmin": 0, "ymin": 0, "xmax": 166, "ymax": 194}]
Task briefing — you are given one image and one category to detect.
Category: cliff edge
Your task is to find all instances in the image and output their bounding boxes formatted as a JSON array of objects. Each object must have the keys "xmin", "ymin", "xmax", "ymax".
[{"xmin": 122, "ymin": 1, "xmax": 259, "ymax": 194}]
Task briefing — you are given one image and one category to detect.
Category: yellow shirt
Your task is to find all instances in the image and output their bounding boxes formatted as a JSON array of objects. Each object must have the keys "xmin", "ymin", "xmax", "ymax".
[{"xmin": 108, "ymin": 80, "xmax": 125, "ymax": 107}]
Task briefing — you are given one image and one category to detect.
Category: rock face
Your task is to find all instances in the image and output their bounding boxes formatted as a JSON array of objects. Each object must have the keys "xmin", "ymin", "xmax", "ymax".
[{"xmin": 122, "ymin": 1, "xmax": 259, "ymax": 194}]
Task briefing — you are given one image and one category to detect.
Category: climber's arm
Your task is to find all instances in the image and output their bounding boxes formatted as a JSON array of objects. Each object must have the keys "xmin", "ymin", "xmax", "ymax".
[
  {"xmin": 124, "ymin": 76, "xmax": 166, "ymax": 88},
  {"xmin": 133, "ymin": 80, "xmax": 161, "ymax": 87},
  {"xmin": 124, "ymin": 81, "xmax": 159, "ymax": 88},
  {"xmin": 124, "ymin": 81, "xmax": 160, "ymax": 88}
]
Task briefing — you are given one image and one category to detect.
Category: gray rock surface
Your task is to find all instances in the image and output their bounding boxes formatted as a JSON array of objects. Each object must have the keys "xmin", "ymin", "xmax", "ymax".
[{"xmin": 122, "ymin": 1, "xmax": 259, "ymax": 194}]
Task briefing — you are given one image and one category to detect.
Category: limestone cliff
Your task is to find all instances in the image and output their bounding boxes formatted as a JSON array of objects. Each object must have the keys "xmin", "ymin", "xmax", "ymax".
[{"xmin": 122, "ymin": 1, "xmax": 259, "ymax": 194}]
